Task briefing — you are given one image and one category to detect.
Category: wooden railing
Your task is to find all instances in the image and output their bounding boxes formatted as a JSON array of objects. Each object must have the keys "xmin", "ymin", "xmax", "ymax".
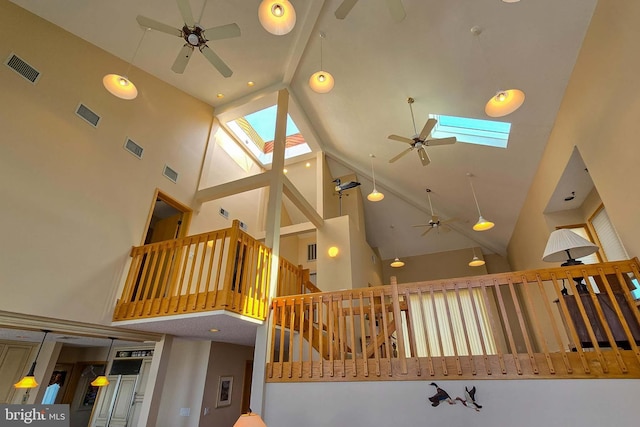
[
  {"xmin": 267, "ymin": 259, "xmax": 640, "ymax": 382},
  {"xmin": 278, "ymin": 258, "xmax": 321, "ymax": 297},
  {"xmin": 113, "ymin": 220, "xmax": 272, "ymax": 321}
]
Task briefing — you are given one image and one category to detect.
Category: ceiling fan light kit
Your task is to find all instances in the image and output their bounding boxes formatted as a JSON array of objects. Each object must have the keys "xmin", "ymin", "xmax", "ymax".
[
  {"xmin": 259, "ymin": 0, "xmax": 296, "ymax": 35},
  {"xmin": 485, "ymin": 89, "xmax": 525, "ymax": 117}
]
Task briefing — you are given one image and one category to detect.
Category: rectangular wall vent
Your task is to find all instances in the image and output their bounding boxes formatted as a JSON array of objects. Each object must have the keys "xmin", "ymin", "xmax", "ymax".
[
  {"xmin": 163, "ymin": 165, "xmax": 178, "ymax": 183},
  {"xmin": 124, "ymin": 138, "xmax": 144, "ymax": 159},
  {"xmin": 5, "ymin": 53, "xmax": 40, "ymax": 84},
  {"xmin": 307, "ymin": 243, "xmax": 317, "ymax": 261},
  {"xmin": 219, "ymin": 207, "xmax": 229, "ymax": 219},
  {"xmin": 75, "ymin": 103, "xmax": 101, "ymax": 127},
  {"xmin": 239, "ymin": 221, "xmax": 248, "ymax": 231}
]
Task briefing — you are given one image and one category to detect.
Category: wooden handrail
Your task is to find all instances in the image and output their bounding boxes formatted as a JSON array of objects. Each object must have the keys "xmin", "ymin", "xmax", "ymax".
[{"xmin": 267, "ymin": 259, "xmax": 640, "ymax": 382}]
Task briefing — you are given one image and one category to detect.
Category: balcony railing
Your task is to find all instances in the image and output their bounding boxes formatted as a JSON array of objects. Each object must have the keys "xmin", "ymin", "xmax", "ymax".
[
  {"xmin": 266, "ymin": 259, "xmax": 640, "ymax": 382},
  {"xmin": 113, "ymin": 220, "xmax": 276, "ymax": 322}
]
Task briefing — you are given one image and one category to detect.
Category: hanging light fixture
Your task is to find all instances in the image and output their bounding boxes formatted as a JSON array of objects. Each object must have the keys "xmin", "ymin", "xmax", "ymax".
[
  {"xmin": 91, "ymin": 337, "xmax": 116, "ymax": 387},
  {"xmin": 470, "ymin": 26, "xmax": 525, "ymax": 117},
  {"xmin": 14, "ymin": 330, "xmax": 50, "ymax": 389},
  {"xmin": 469, "ymin": 247, "xmax": 486, "ymax": 267},
  {"xmin": 390, "ymin": 225, "xmax": 405, "ymax": 268},
  {"xmin": 367, "ymin": 154, "xmax": 384, "ymax": 202},
  {"xmin": 103, "ymin": 28, "xmax": 149, "ymax": 100},
  {"xmin": 258, "ymin": 0, "xmax": 296, "ymax": 35},
  {"xmin": 309, "ymin": 32, "xmax": 335, "ymax": 94},
  {"xmin": 467, "ymin": 173, "xmax": 494, "ymax": 231}
]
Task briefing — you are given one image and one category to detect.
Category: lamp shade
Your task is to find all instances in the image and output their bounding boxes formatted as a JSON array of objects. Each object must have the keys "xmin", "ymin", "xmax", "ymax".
[
  {"xmin": 258, "ymin": 0, "xmax": 296, "ymax": 35},
  {"xmin": 309, "ymin": 71, "xmax": 335, "ymax": 93},
  {"xmin": 485, "ymin": 89, "xmax": 525, "ymax": 117},
  {"xmin": 234, "ymin": 413, "xmax": 267, "ymax": 427},
  {"xmin": 473, "ymin": 215, "xmax": 495, "ymax": 231},
  {"xmin": 91, "ymin": 375, "xmax": 110, "ymax": 387},
  {"xmin": 14, "ymin": 373, "xmax": 38, "ymax": 389},
  {"xmin": 542, "ymin": 229, "xmax": 599, "ymax": 263},
  {"xmin": 103, "ymin": 74, "xmax": 138, "ymax": 100},
  {"xmin": 469, "ymin": 255, "xmax": 485, "ymax": 267},
  {"xmin": 367, "ymin": 189, "xmax": 384, "ymax": 202},
  {"xmin": 390, "ymin": 257, "xmax": 405, "ymax": 268}
]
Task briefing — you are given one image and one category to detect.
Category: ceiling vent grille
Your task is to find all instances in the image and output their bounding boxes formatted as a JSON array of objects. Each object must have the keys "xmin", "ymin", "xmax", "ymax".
[
  {"xmin": 75, "ymin": 104, "xmax": 101, "ymax": 127},
  {"xmin": 163, "ymin": 165, "xmax": 178, "ymax": 183},
  {"xmin": 124, "ymin": 138, "xmax": 144, "ymax": 159},
  {"xmin": 5, "ymin": 53, "xmax": 40, "ymax": 84}
]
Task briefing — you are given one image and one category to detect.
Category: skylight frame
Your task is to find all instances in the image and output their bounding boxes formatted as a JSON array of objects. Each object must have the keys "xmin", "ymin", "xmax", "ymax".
[{"xmin": 429, "ymin": 114, "xmax": 512, "ymax": 149}]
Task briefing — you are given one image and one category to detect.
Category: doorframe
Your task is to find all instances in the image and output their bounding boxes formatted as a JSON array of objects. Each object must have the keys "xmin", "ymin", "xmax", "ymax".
[{"xmin": 140, "ymin": 189, "xmax": 193, "ymax": 245}]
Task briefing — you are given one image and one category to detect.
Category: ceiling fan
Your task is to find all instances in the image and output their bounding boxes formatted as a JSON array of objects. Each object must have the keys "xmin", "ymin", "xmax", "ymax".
[
  {"xmin": 136, "ymin": 0, "xmax": 240, "ymax": 77},
  {"xmin": 335, "ymin": 0, "xmax": 406, "ymax": 22},
  {"xmin": 388, "ymin": 98, "xmax": 457, "ymax": 166},
  {"xmin": 412, "ymin": 189, "xmax": 456, "ymax": 236}
]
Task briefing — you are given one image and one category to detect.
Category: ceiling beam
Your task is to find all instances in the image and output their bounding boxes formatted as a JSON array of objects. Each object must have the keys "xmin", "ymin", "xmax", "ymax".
[
  {"xmin": 282, "ymin": 176, "xmax": 324, "ymax": 228},
  {"xmin": 195, "ymin": 172, "xmax": 271, "ymax": 203}
]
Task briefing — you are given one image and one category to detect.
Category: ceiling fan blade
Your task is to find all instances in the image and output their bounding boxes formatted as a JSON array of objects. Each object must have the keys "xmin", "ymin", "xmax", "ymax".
[
  {"xmin": 389, "ymin": 147, "xmax": 412, "ymax": 163},
  {"xmin": 200, "ymin": 45, "xmax": 233, "ymax": 77},
  {"xmin": 386, "ymin": 0, "xmax": 406, "ymax": 22},
  {"xmin": 418, "ymin": 118, "xmax": 437, "ymax": 141},
  {"xmin": 426, "ymin": 136, "xmax": 457, "ymax": 146},
  {"xmin": 177, "ymin": 0, "xmax": 196, "ymax": 27},
  {"xmin": 172, "ymin": 44, "xmax": 194, "ymax": 74},
  {"xmin": 418, "ymin": 147, "xmax": 431, "ymax": 166},
  {"xmin": 412, "ymin": 224, "xmax": 430, "ymax": 228},
  {"xmin": 136, "ymin": 15, "xmax": 182, "ymax": 37},
  {"xmin": 204, "ymin": 23, "xmax": 241, "ymax": 40},
  {"xmin": 441, "ymin": 217, "xmax": 459, "ymax": 225},
  {"xmin": 335, "ymin": 0, "xmax": 359, "ymax": 19},
  {"xmin": 388, "ymin": 134, "xmax": 414, "ymax": 144},
  {"xmin": 421, "ymin": 227, "xmax": 434, "ymax": 237}
]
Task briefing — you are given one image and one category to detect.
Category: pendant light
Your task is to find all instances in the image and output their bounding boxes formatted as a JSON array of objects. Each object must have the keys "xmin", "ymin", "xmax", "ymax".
[
  {"xmin": 258, "ymin": 0, "xmax": 296, "ymax": 35},
  {"xmin": 103, "ymin": 28, "xmax": 149, "ymax": 100},
  {"xmin": 309, "ymin": 32, "xmax": 335, "ymax": 94},
  {"xmin": 471, "ymin": 26, "xmax": 525, "ymax": 117},
  {"xmin": 469, "ymin": 247, "xmax": 486, "ymax": 267},
  {"xmin": 390, "ymin": 225, "xmax": 405, "ymax": 268},
  {"xmin": 91, "ymin": 337, "xmax": 116, "ymax": 387},
  {"xmin": 467, "ymin": 173, "xmax": 494, "ymax": 231},
  {"xmin": 14, "ymin": 330, "xmax": 50, "ymax": 389},
  {"xmin": 367, "ymin": 154, "xmax": 384, "ymax": 202}
]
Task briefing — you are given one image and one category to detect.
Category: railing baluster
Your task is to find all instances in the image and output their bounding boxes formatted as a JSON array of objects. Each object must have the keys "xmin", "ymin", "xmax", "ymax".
[
  {"xmin": 278, "ymin": 299, "xmax": 286, "ymax": 379},
  {"xmin": 441, "ymin": 284, "xmax": 462, "ymax": 375},
  {"xmin": 480, "ymin": 281, "xmax": 506, "ymax": 374},
  {"xmin": 506, "ymin": 277, "xmax": 538, "ymax": 374},
  {"xmin": 318, "ymin": 296, "xmax": 324, "ymax": 378},
  {"xmin": 465, "ymin": 281, "xmax": 491, "ymax": 376},
  {"xmin": 358, "ymin": 292, "xmax": 369, "ymax": 378},
  {"xmin": 520, "ymin": 276, "xmax": 554, "ymax": 374},
  {"xmin": 613, "ymin": 266, "xmax": 640, "ymax": 364},
  {"xmin": 390, "ymin": 278, "xmax": 408, "ymax": 375},
  {"xmin": 368, "ymin": 290, "xmax": 381, "ymax": 376},
  {"xmin": 288, "ymin": 297, "xmax": 295, "ymax": 378},
  {"xmin": 308, "ymin": 296, "xmax": 314, "ymax": 378},
  {"xmin": 453, "ymin": 284, "xmax": 475, "ymax": 376},
  {"xmin": 416, "ymin": 289, "xmax": 434, "ymax": 376},
  {"xmin": 338, "ymin": 294, "xmax": 346, "ymax": 377},
  {"xmin": 493, "ymin": 278, "xmax": 522, "ymax": 375},
  {"xmin": 268, "ymin": 301, "xmax": 277, "ymax": 379},
  {"xmin": 429, "ymin": 286, "xmax": 447, "ymax": 375},
  {"xmin": 298, "ymin": 297, "xmax": 305, "ymax": 378},
  {"xmin": 404, "ymin": 289, "xmax": 421, "ymax": 377},
  {"xmin": 347, "ymin": 293, "xmax": 358, "ymax": 377},
  {"xmin": 535, "ymin": 274, "xmax": 571, "ymax": 373},
  {"xmin": 328, "ymin": 295, "xmax": 335, "ymax": 377},
  {"xmin": 379, "ymin": 290, "xmax": 392, "ymax": 376}
]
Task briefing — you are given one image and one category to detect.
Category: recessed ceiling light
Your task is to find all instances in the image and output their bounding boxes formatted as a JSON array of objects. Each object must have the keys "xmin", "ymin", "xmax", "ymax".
[
  {"xmin": 216, "ymin": 93, "xmax": 224, "ymax": 98},
  {"xmin": 305, "ymin": 162, "xmax": 311, "ymax": 168},
  {"xmin": 283, "ymin": 168, "xmax": 288, "ymax": 174},
  {"xmin": 502, "ymin": 0, "xmax": 521, "ymax": 2},
  {"xmin": 247, "ymin": 81, "xmax": 255, "ymax": 87},
  {"xmin": 209, "ymin": 328, "xmax": 219, "ymax": 333}
]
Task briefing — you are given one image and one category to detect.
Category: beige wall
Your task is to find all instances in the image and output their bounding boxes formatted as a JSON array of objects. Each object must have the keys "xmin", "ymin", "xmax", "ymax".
[
  {"xmin": 508, "ymin": 0, "xmax": 640, "ymax": 270},
  {"xmin": 382, "ymin": 247, "xmax": 488, "ymax": 284},
  {"xmin": 199, "ymin": 342, "xmax": 254, "ymax": 427}
]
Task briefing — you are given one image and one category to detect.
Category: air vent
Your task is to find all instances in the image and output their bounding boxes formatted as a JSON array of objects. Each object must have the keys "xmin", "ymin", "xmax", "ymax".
[
  {"xmin": 163, "ymin": 165, "xmax": 178, "ymax": 183},
  {"xmin": 5, "ymin": 53, "xmax": 40, "ymax": 83},
  {"xmin": 219, "ymin": 207, "xmax": 229, "ymax": 219},
  {"xmin": 124, "ymin": 138, "xmax": 144, "ymax": 159},
  {"xmin": 307, "ymin": 243, "xmax": 317, "ymax": 261},
  {"xmin": 75, "ymin": 103, "xmax": 101, "ymax": 127},
  {"xmin": 239, "ymin": 221, "xmax": 248, "ymax": 231}
]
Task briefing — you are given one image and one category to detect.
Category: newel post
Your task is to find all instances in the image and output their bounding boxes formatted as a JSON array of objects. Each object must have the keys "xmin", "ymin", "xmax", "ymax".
[
  {"xmin": 222, "ymin": 219, "xmax": 241, "ymax": 307},
  {"xmin": 390, "ymin": 276, "xmax": 408, "ymax": 374}
]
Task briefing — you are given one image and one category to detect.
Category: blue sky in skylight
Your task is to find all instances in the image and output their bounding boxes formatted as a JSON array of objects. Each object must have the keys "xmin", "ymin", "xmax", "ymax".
[
  {"xmin": 245, "ymin": 105, "xmax": 300, "ymax": 140},
  {"xmin": 430, "ymin": 114, "xmax": 511, "ymax": 148}
]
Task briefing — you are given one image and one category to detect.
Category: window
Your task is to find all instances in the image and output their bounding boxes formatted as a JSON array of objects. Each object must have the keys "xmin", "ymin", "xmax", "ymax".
[
  {"xmin": 429, "ymin": 114, "xmax": 511, "ymax": 149},
  {"xmin": 588, "ymin": 205, "xmax": 629, "ymax": 262}
]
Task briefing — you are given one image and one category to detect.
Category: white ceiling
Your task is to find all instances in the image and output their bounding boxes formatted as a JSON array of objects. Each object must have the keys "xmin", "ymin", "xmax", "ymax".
[{"xmin": 10, "ymin": 0, "xmax": 598, "ymax": 260}]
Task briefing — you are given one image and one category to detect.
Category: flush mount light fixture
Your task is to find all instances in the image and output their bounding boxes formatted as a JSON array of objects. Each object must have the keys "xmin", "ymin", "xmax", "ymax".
[
  {"xmin": 14, "ymin": 330, "xmax": 50, "ymax": 389},
  {"xmin": 467, "ymin": 173, "xmax": 494, "ymax": 231},
  {"xmin": 309, "ymin": 32, "xmax": 335, "ymax": 94},
  {"xmin": 469, "ymin": 247, "xmax": 486, "ymax": 267},
  {"xmin": 91, "ymin": 337, "xmax": 116, "ymax": 387},
  {"xmin": 103, "ymin": 29, "xmax": 149, "ymax": 100},
  {"xmin": 328, "ymin": 246, "xmax": 339, "ymax": 258},
  {"xmin": 258, "ymin": 0, "xmax": 296, "ymax": 35},
  {"xmin": 367, "ymin": 154, "xmax": 384, "ymax": 202}
]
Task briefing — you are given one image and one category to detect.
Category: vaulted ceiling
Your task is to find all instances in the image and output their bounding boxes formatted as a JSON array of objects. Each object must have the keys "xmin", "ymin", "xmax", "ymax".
[{"xmin": 10, "ymin": 0, "xmax": 598, "ymax": 261}]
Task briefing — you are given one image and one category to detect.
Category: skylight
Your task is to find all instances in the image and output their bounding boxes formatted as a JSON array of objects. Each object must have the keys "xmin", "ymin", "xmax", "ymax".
[
  {"xmin": 225, "ymin": 105, "xmax": 311, "ymax": 166},
  {"xmin": 430, "ymin": 114, "xmax": 511, "ymax": 148}
]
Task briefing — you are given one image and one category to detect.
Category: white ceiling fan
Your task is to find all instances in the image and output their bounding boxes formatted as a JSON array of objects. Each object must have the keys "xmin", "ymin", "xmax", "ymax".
[
  {"xmin": 412, "ymin": 189, "xmax": 457, "ymax": 236},
  {"xmin": 335, "ymin": 0, "xmax": 406, "ymax": 22},
  {"xmin": 136, "ymin": 0, "xmax": 240, "ymax": 77},
  {"xmin": 388, "ymin": 97, "xmax": 457, "ymax": 166}
]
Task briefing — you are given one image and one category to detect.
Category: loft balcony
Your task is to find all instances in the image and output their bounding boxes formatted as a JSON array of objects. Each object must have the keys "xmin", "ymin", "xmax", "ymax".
[{"xmin": 266, "ymin": 259, "xmax": 640, "ymax": 382}]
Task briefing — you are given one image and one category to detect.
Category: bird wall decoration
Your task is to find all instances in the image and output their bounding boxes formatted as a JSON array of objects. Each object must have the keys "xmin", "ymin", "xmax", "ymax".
[
  {"xmin": 428, "ymin": 383, "xmax": 483, "ymax": 412},
  {"xmin": 455, "ymin": 386, "xmax": 483, "ymax": 411},
  {"xmin": 428, "ymin": 382, "xmax": 455, "ymax": 407}
]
